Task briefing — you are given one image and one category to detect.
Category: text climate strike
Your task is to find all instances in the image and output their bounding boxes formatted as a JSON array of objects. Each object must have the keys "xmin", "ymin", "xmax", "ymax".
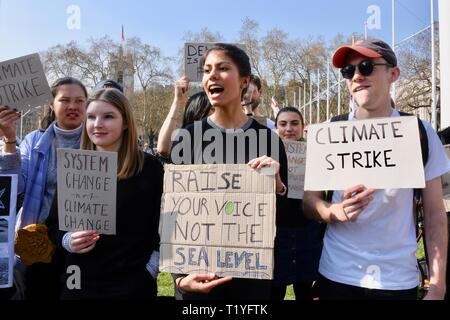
[
  {"xmin": 57, "ymin": 149, "xmax": 118, "ymax": 235},
  {"xmin": 304, "ymin": 116, "xmax": 425, "ymax": 191}
]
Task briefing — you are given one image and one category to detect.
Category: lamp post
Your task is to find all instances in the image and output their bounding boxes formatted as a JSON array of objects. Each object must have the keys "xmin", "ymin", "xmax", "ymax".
[{"xmin": 20, "ymin": 106, "xmax": 42, "ymax": 141}]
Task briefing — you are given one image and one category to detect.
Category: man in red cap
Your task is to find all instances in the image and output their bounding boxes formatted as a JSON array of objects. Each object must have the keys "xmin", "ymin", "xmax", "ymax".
[{"xmin": 304, "ymin": 38, "xmax": 449, "ymax": 300}]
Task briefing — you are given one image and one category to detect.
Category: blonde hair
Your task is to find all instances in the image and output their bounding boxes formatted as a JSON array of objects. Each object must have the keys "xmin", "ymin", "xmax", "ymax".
[{"xmin": 81, "ymin": 88, "xmax": 144, "ymax": 180}]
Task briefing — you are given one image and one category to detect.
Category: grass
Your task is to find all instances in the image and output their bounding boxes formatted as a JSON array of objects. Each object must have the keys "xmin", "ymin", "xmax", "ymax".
[{"xmin": 157, "ymin": 272, "xmax": 296, "ymax": 300}]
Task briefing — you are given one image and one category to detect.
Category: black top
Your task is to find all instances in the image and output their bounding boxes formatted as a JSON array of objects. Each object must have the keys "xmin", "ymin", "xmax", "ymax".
[
  {"xmin": 47, "ymin": 153, "xmax": 164, "ymax": 300},
  {"xmin": 170, "ymin": 118, "xmax": 288, "ymax": 300}
]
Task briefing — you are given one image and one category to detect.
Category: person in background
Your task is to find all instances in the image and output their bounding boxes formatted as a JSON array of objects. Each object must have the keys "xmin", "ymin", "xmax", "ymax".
[
  {"xmin": 157, "ymin": 76, "xmax": 213, "ymax": 161},
  {"xmin": 271, "ymin": 107, "xmax": 322, "ymax": 300}
]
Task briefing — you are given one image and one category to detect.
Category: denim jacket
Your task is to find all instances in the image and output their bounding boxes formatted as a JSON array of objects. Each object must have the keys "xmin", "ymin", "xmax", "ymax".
[{"xmin": 0, "ymin": 122, "xmax": 81, "ymax": 229}]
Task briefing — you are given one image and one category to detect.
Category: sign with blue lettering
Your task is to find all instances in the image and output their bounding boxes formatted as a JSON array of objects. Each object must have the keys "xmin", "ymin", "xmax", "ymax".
[
  {"xmin": 0, "ymin": 175, "xmax": 18, "ymax": 288},
  {"xmin": 304, "ymin": 116, "xmax": 425, "ymax": 190},
  {"xmin": 159, "ymin": 164, "xmax": 276, "ymax": 279}
]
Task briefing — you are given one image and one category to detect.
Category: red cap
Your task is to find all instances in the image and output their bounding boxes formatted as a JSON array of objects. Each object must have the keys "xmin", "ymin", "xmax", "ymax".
[{"xmin": 332, "ymin": 39, "xmax": 397, "ymax": 68}]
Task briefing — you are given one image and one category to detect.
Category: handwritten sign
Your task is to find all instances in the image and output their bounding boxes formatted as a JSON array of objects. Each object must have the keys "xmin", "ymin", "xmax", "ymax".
[
  {"xmin": 0, "ymin": 53, "xmax": 52, "ymax": 111},
  {"xmin": 57, "ymin": 149, "xmax": 117, "ymax": 235},
  {"xmin": 304, "ymin": 116, "xmax": 425, "ymax": 190},
  {"xmin": 284, "ymin": 140, "xmax": 307, "ymax": 199},
  {"xmin": 159, "ymin": 164, "xmax": 276, "ymax": 279},
  {"xmin": 0, "ymin": 175, "xmax": 18, "ymax": 288},
  {"xmin": 185, "ymin": 43, "xmax": 212, "ymax": 82}
]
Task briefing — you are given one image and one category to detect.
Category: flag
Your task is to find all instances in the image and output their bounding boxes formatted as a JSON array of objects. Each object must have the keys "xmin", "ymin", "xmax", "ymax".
[{"xmin": 121, "ymin": 25, "xmax": 125, "ymax": 42}]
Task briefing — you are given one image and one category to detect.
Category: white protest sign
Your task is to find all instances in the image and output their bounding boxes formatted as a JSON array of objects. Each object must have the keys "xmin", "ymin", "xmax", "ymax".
[
  {"xmin": 304, "ymin": 116, "xmax": 425, "ymax": 190},
  {"xmin": 283, "ymin": 140, "xmax": 307, "ymax": 199},
  {"xmin": 185, "ymin": 43, "xmax": 212, "ymax": 83},
  {"xmin": 159, "ymin": 164, "xmax": 276, "ymax": 280},
  {"xmin": 0, "ymin": 53, "xmax": 52, "ymax": 111},
  {"xmin": 57, "ymin": 149, "xmax": 117, "ymax": 235},
  {"xmin": 0, "ymin": 175, "xmax": 18, "ymax": 288}
]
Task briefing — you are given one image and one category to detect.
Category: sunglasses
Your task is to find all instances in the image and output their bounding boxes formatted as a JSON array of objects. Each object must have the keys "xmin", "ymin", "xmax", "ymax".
[{"xmin": 341, "ymin": 60, "xmax": 393, "ymax": 79}]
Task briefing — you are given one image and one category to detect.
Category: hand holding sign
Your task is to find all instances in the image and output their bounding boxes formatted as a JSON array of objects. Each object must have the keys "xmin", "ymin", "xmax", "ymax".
[
  {"xmin": 0, "ymin": 53, "xmax": 52, "ymax": 111},
  {"xmin": 0, "ymin": 105, "xmax": 20, "ymax": 141},
  {"xmin": 330, "ymin": 185, "xmax": 375, "ymax": 223}
]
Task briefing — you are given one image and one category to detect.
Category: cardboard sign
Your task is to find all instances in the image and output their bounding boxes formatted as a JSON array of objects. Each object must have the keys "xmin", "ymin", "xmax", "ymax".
[
  {"xmin": 252, "ymin": 115, "xmax": 268, "ymax": 127},
  {"xmin": 283, "ymin": 140, "xmax": 307, "ymax": 199},
  {"xmin": 0, "ymin": 53, "xmax": 52, "ymax": 111},
  {"xmin": 0, "ymin": 175, "xmax": 18, "ymax": 288},
  {"xmin": 442, "ymin": 145, "xmax": 450, "ymax": 212},
  {"xmin": 159, "ymin": 164, "xmax": 276, "ymax": 280},
  {"xmin": 442, "ymin": 145, "xmax": 450, "ymax": 196},
  {"xmin": 57, "ymin": 149, "xmax": 118, "ymax": 235},
  {"xmin": 304, "ymin": 116, "xmax": 425, "ymax": 190},
  {"xmin": 185, "ymin": 43, "xmax": 212, "ymax": 82}
]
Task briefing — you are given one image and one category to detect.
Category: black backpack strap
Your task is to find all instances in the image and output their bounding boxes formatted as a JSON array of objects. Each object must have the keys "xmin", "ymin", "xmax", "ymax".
[{"xmin": 330, "ymin": 113, "xmax": 350, "ymax": 122}]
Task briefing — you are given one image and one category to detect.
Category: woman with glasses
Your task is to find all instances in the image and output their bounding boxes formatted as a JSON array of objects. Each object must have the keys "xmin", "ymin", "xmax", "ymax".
[{"xmin": 271, "ymin": 107, "xmax": 322, "ymax": 301}]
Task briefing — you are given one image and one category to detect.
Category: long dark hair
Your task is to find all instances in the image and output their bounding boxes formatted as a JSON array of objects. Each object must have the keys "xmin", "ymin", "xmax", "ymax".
[
  {"xmin": 275, "ymin": 107, "xmax": 305, "ymax": 128},
  {"xmin": 200, "ymin": 43, "xmax": 251, "ymax": 78},
  {"xmin": 182, "ymin": 91, "xmax": 212, "ymax": 127},
  {"xmin": 39, "ymin": 77, "xmax": 87, "ymax": 131}
]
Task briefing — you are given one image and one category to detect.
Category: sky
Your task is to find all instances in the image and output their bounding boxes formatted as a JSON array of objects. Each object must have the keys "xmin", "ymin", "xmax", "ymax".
[{"xmin": 0, "ymin": 0, "xmax": 438, "ymax": 61}]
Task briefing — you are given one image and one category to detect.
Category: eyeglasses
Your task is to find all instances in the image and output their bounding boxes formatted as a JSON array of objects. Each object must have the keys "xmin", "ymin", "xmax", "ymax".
[{"xmin": 340, "ymin": 60, "xmax": 393, "ymax": 80}]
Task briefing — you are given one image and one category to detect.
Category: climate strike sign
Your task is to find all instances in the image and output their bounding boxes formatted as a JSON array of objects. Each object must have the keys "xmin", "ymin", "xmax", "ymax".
[
  {"xmin": 159, "ymin": 164, "xmax": 276, "ymax": 280},
  {"xmin": 304, "ymin": 116, "xmax": 425, "ymax": 191},
  {"xmin": 0, "ymin": 53, "xmax": 52, "ymax": 111}
]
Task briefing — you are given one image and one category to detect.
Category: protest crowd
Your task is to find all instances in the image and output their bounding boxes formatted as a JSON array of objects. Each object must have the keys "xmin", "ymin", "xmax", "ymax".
[{"xmin": 0, "ymin": 39, "xmax": 449, "ymax": 302}]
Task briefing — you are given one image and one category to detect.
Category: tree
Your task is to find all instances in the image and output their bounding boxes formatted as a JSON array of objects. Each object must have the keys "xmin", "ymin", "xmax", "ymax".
[
  {"xmin": 239, "ymin": 17, "xmax": 264, "ymax": 80},
  {"xmin": 126, "ymin": 37, "xmax": 173, "ymax": 145}
]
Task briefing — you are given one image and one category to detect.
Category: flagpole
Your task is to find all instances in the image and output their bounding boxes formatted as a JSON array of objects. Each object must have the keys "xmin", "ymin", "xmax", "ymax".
[
  {"xmin": 392, "ymin": 0, "xmax": 396, "ymax": 103},
  {"xmin": 430, "ymin": 0, "xmax": 437, "ymax": 130}
]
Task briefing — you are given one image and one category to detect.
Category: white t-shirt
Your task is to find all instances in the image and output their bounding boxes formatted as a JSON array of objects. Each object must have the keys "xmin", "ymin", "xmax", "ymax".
[{"xmin": 319, "ymin": 109, "xmax": 450, "ymax": 290}]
